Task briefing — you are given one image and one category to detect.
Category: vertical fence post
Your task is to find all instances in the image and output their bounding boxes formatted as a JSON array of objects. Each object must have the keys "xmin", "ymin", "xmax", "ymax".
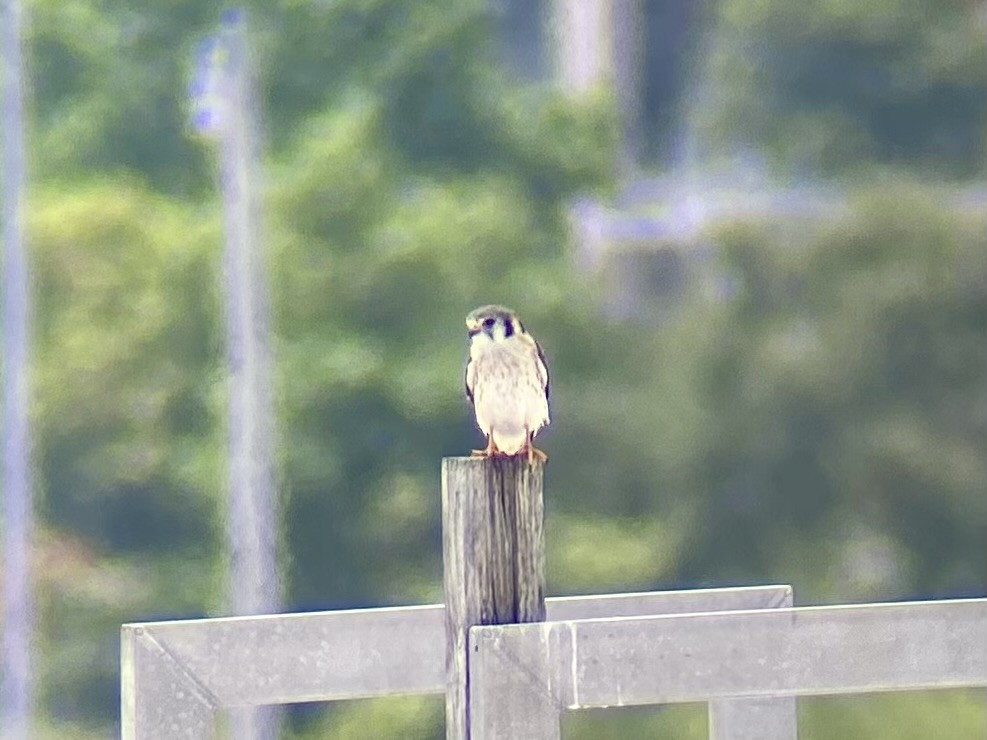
[
  {"xmin": 442, "ymin": 456, "xmax": 548, "ymax": 740},
  {"xmin": 707, "ymin": 586, "xmax": 798, "ymax": 740}
]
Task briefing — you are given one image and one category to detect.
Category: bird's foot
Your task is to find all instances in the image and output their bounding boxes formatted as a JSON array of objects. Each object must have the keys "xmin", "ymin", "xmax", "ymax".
[
  {"xmin": 522, "ymin": 435, "xmax": 548, "ymax": 466},
  {"xmin": 526, "ymin": 446, "xmax": 548, "ymax": 465},
  {"xmin": 471, "ymin": 437, "xmax": 499, "ymax": 458}
]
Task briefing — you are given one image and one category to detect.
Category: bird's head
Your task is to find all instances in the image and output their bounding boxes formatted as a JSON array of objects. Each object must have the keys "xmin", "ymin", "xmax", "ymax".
[{"xmin": 466, "ymin": 304, "xmax": 523, "ymax": 344}]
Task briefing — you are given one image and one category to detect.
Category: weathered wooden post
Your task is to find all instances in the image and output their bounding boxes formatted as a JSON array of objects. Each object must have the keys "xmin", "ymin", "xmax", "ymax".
[{"xmin": 442, "ymin": 456, "xmax": 547, "ymax": 740}]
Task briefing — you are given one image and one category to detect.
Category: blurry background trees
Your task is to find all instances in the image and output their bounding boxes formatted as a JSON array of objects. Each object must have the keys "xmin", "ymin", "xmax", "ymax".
[{"xmin": 8, "ymin": 0, "xmax": 985, "ymax": 737}]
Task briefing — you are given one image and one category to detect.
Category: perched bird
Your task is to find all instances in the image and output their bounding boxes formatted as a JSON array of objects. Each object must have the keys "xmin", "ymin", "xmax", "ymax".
[{"xmin": 464, "ymin": 305, "xmax": 550, "ymax": 464}]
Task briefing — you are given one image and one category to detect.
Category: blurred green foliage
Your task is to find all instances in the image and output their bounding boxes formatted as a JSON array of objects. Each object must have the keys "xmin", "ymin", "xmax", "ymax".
[
  {"xmin": 13, "ymin": 0, "xmax": 985, "ymax": 736},
  {"xmin": 693, "ymin": 0, "xmax": 986, "ymax": 175},
  {"xmin": 564, "ymin": 691, "xmax": 987, "ymax": 739}
]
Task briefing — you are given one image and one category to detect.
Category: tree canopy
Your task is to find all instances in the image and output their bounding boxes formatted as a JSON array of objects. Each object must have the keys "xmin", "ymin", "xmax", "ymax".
[{"xmin": 11, "ymin": 0, "xmax": 985, "ymax": 736}]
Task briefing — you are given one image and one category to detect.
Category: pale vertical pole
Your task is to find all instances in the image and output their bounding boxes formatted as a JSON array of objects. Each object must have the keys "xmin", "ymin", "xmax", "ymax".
[
  {"xmin": 551, "ymin": 0, "xmax": 640, "ymax": 169},
  {"xmin": 611, "ymin": 0, "xmax": 643, "ymax": 170},
  {"xmin": 215, "ymin": 10, "xmax": 278, "ymax": 620},
  {"xmin": 0, "ymin": 0, "xmax": 33, "ymax": 738},
  {"xmin": 550, "ymin": 0, "xmax": 610, "ymax": 95},
  {"xmin": 190, "ymin": 10, "xmax": 279, "ymax": 739}
]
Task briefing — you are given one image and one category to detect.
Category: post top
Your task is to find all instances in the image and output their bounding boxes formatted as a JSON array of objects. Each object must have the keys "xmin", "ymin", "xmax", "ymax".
[{"xmin": 442, "ymin": 455, "xmax": 545, "ymax": 472}]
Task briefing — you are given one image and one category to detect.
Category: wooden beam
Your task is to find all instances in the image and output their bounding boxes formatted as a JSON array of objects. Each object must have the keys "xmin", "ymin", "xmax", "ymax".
[
  {"xmin": 468, "ymin": 598, "xmax": 987, "ymax": 739},
  {"xmin": 442, "ymin": 456, "xmax": 547, "ymax": 740},
  {"xmin": 120, "ymin": 586, "xmax": 792, "ymax": 714}
]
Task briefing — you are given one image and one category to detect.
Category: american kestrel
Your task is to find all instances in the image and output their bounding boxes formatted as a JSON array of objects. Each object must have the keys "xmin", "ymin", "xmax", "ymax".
[{"xmin": 464, "ymin": 305, "xmax": 550, "ymax": 464}]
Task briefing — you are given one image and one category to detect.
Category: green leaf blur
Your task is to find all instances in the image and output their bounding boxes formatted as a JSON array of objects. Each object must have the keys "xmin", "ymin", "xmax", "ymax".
[{"xmin": 15, "ymin": 0, "xmax": 985, "ymax": 736}]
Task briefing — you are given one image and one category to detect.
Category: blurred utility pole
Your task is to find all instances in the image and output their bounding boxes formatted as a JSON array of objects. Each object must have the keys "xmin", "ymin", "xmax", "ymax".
[
  {"xmin": 551, "ymin": 0, "xmax": 608, "ymax": 93},
  {"xmin": 611, "ymin": 0, "xmax": 643, "ymax": 170},
  {"xmin": 551, "ymin": 0, "xmax": 642, "ymax": 170},
  {"xmin": 0, "ymin": 0, "xmax": 33, "ymax": 738},
  {"xmin": 190, "ymin": 10, "xmax": 279, "ymax": 739}
]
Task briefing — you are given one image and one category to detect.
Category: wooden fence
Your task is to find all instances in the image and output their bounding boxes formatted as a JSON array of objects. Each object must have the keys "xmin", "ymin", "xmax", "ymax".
[{"xmin": 121, "ymin": 457, "xmax": 987, "ymax": 738}]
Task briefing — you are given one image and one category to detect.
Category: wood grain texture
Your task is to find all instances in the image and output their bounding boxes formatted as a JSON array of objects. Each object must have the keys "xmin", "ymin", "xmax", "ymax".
[{"xmin": 442, "ymin": 456, "xmax": 546, "ymax": 740}]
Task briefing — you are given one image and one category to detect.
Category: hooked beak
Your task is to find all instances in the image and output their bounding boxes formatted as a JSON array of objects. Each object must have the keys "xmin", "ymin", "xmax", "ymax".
[{"xmin": 466, "ymin": 318, "xmax": 481, "ymax": 337}]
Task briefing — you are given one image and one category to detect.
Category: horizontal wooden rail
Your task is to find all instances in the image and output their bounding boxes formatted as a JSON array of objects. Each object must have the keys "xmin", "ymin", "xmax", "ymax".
[
  {"xmin": 121, "ymin": 584, "xmax": 791, "ymax": 738},
  {"xmin": 468, "ymin": 597, "xmax": 987, "ymax": 739}
]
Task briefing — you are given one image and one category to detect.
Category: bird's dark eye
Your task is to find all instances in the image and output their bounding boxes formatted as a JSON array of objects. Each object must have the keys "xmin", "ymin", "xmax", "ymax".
[{"xmin": 482, "ymin": 318, "xmax": 495, "ymax": 328}]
